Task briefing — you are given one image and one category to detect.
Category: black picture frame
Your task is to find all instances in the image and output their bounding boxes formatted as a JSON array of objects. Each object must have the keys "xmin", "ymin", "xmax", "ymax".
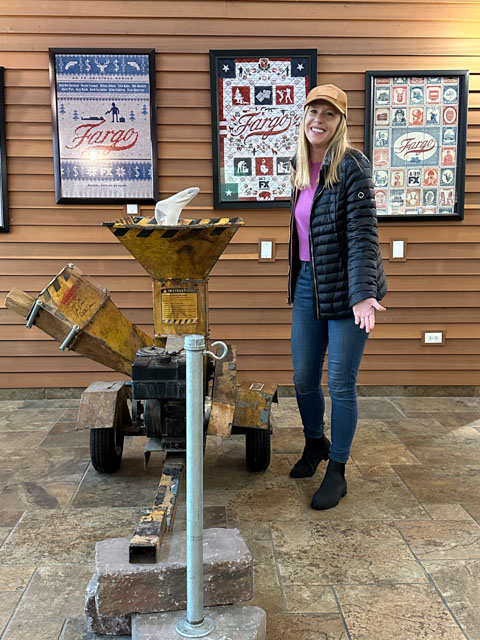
[
  {"xmin": 210, "ymin": 49, "xmax": 317, "ymax": 209},
  {"xmin": 364, "ymin": 70, "xmax": 469, "ymax": 221},
  {"xmin": 48, "ymin": 48, "xmax": 158, "ymax": 204},
  {"xmin": 0, "ymin": 67, "xmax": 9, "ymax": 232}
]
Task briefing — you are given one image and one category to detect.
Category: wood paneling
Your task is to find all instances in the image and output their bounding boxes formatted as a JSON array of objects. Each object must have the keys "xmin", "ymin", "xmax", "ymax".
[{"xmin": 0, "ymin": 0, "xmax": 479, "ymax": 388}]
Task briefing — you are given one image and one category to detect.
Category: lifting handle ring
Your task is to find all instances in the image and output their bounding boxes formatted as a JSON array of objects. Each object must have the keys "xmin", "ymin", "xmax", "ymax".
[{"xmin": 204, "ymin": 340, "xmax": 228, "ymax": 361}]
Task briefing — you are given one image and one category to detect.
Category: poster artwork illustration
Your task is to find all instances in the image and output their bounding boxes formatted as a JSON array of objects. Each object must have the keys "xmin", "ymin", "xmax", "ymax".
[
  {"xmin": 53, "ymin": 53, "xmax": 155, "ymax": 200},
  {"xmin": 372, "ymin": 75, "xmax": 461, "ymax": 216},
  {"xmin": 216, "ymin": 55, "xmax": 312, "ymax": 204}
]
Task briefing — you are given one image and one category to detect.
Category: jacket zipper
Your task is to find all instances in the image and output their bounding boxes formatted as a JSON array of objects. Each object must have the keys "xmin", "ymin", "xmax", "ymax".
[{"xmin": 309, "ymin": 184, "xmax": 325, "ymax": 318}]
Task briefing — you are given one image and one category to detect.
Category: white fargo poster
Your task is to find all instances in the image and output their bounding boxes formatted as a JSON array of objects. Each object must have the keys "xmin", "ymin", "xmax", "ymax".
[{"xmin": 49, "ymin": 50, "xmax": 157, "ymax": 202}]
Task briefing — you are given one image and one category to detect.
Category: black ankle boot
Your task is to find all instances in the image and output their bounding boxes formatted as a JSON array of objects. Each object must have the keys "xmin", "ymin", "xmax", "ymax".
[
  {"xmin": 311, "ymin": 460, "xmax": 347, "ymax": 510},
  {"xmin": 289, "ymin": 435, "xmax": 330, "ymax": 478}
]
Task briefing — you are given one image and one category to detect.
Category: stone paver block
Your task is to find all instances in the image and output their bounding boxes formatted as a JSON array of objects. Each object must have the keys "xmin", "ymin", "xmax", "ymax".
[
  {"xmin": 94, "ymin": 528, "xmax": 252, "ymax": 617},
  {"xmin": 132, "ymin": 605, "xmax": 266, "ymax": 640},
  {"xmin": 85, "ymin": 574, "xmax": 131, "ymax": 636}
]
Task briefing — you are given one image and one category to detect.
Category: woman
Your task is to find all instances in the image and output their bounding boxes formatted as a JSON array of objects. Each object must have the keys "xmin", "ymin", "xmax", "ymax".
[{"xmin": 288, "ymin": 84, "xmax": 387, "ymax": 510}]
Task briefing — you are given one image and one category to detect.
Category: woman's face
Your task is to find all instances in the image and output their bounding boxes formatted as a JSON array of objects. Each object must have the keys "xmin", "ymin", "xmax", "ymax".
[{"xmin": 304, "ymin": 100, "xmax": 342, "ymax": 152}]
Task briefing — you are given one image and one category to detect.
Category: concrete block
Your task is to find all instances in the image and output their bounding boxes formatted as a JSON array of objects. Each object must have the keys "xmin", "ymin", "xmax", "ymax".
[
  {"xmin": 95, "ymin": 528, "xmax": 252, "ymax": 617},
  {"xmin": 85, "ymin": 574, "xmax": 132, "ymax": 636},
  {"xmin": 132, "ymin": 605, "xmax": 266, "ymax": 640}
]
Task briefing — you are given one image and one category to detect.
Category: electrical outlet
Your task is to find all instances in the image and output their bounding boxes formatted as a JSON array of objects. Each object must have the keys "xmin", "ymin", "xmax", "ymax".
[
  {"xmin": 258, "ymin": 238, "xmax": 275, "ymax": 262},
  {"xmin": 260, "ymin": 241, "xmax": 272, "ymax": 260},
  {"xmin": 390, "ymin": 238, "xmax": 407, "ymax": 261},
  {"xmin": 392, "ymin": 240, "xmax": 404, "ymax": 259},
  {"xmin": 422, "ymin": 331, "xmax": 445, "ymax": 345},
  {"xmin": 126, "ymin": 204, "xmax": 138, "ymax": 214}
]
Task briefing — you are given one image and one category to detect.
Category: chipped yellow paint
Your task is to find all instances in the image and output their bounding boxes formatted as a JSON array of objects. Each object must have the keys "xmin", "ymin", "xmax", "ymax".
[
  {"xmin": 34, "ymin": 264, "xmax": 152, "ymax": 375},
  {"xmin": 103, "ymin": 216, "xmax": 243, "ymax": 280}
]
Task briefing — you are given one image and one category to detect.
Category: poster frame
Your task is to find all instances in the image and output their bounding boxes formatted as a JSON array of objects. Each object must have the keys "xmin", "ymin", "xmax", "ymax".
[
  {"xmin": 364, "ymin": 69, "xmax": 469, "ymax": 222},
  {"xmin": 210, "ymin": 48, "xmax": 317, "ymax": 209},
  {"xmin": 48, "ymin": 48, "xmax": 158, "ymax": 204}
]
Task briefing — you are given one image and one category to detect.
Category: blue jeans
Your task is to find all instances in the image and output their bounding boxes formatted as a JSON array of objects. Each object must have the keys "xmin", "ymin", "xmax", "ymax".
[{"xmin": 291, "ymin": 261, "xmax": 369, "ymax": 463}]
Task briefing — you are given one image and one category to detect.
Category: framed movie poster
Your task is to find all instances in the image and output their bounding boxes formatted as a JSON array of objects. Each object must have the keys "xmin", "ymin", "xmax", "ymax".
[
  {"xmin": 0, "ymin": 67, "xmax": 8, "ymax": 232},
  {"xmin": 210, "ymin": 49, "xmax": 317, "ymax": 208},
  {"xmin": 365, "ymin": 70, "xmax": 469, "ymax": 221},
  {"xmin": 49, "ymin": 48, "xmax": 158, "ymax": 203}
]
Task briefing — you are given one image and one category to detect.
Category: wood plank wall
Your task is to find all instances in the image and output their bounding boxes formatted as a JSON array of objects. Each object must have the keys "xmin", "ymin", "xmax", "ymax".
[{"xmin": 0, "ymin": 0, "xmax": 479, "ymax": 388}]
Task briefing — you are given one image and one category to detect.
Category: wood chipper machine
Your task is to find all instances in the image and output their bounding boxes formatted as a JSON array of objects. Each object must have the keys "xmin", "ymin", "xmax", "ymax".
[{"xmin": 5, "ymin": 214, "xmax": 276, "ymax": 482}]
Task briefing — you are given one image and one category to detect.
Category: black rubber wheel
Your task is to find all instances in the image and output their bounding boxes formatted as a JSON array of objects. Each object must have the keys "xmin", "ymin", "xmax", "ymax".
[
  {"xmin": 90, "ymin": 428, "xmax": 124, "ymax": 473},
  {"xmin": 245, "ymin": 428, "xmax": 271, "ymax": 472}
]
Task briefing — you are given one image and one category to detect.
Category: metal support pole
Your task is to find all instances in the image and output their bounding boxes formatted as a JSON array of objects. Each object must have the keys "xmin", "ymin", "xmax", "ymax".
[{"xmin": 175, "ymin": 335, "xmax": 215, "ymax": 638}]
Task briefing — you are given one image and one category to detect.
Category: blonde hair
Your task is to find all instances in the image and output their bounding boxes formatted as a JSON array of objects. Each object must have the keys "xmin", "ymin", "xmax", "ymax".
[{"xmin": 291, "ymin": 108, "xmax": 351, "ymax": 191}]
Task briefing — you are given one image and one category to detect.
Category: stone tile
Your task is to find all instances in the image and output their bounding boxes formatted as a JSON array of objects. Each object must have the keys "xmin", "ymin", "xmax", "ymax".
[
  {"xmin": 60, "ymin": 616, "xmax": 130, "ymax": 639},
  {"xmin": 406, "ymin": 435, "xmax": 480, "ymax": 467},
  {"xmin": 227, "ymin": 522, "xmax": 274, "ymax": 565},
  {"xmin": 271, "ymin": 398, "xmax": 302, "ymax": 428},
  {"xmin": 0, "ymin": 408, "xmax": 65, "ymax": 431},
  {"xmin": 385, "ymin": 415, "xmax": 450, "ymax": 444},
  {"xmin": 245, "ymin": 561, "xmax": 285, "ymax": 614},
  {"xmin": 423, "ymin": 503, "xmax": 475, "ymax": 521},
  {"xmin": 71, "ymin": 451, "xmax": 165, "ymax": 508},
  {"xmin": 283, "ymin": 585, "xmax": 339, "ymax": 614},
  {"xmin": 0, "ymin": 508, "xmax": 139, "ymax": 565},
  {"xmin": 356, "ymin": 463, "xmax": 397, "ymax": 477},
  {"xmin": 204, "ymin": 451, "xmax": 293, "ymax": 492},
  {"xmin": 393, "ymin": 464, "xmax": 480, "ymax": 504},
  {"xmin": 351, "ymin": 419, "xmax": 421, "ymax": 465},
  {"xmin": 271, "ymin": 427, "xmax": 306, "ymax": 454},
  {"xmin": 357, "ymin": 397, "xmax": 406, "ymax": 419},
  {"xmin": 391, "ymin": 397, "xmax": 477, "ymax": 413},
  {"xmin": 266, "ymin": 613, "xmax": 347, "ymax": 640},
  {"xmin": 2, "ymin": 617, "xmax": 66, "ymax": 640},
  {"xmin": 0, "ymin": 592, "xmax": 22, "ymax": 636},
  {"xmin": 0, "ymin": 567, "xmax": 34, "ymax": 591},
  {"xmin": 227, "ymin": 483, "xmax": 307, "ymax": 523},
  {"xmin": 272, "ymin": 521, "xmax": 426, "ymax": 585},
  {"xmin": 14, "ymin": 566, "xmax": 93, "ymax": 619},
  {"xmin": 430, "ymin": 411, "xmax": 480, "ymax": 432},
  {"xmin": 396, "ymin": 520, "xmax": 480, "ymax": 559},
  {"xmin": 0, "ymin": 511, "xmax": 23, "ymax": 527},
  {"xmin": 0, "ymin": 482, "xmax": 78, "ymax": 510},
  {"xmin": 335, "ymin": 584, "xmax": 466, "ymax": 640},
  {"xmin": 0, "ymin": 448, "xmax": 90, "ymax": 485},
  {"xmin": 0, "ymin": 527, "xmax": 11, "ymax": 545},
  {"xmin": 0, "ymin": 432, "xmax": 47, "ymax": 449},
  {"xmin": 463, "ymin": 503, "xmax": 480, "ymax": 524},
  {"xmin": 297, "ymin": 474, "xmax": 428, "ymax": 522},
  {"xmin": 173, "ymin": 505, "xmax": 227, "ymax": 531},
  {"xmin": 40, "ymin": 421, "xmax": 89, "ymax": 448},
  {"xmin": 421, "ymin": 558, "xmax": 480, "ymax": 640}
]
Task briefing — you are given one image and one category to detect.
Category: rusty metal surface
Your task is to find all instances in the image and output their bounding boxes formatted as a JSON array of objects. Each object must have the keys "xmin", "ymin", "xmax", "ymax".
[
  {"xmin": 129, "ymin": 455, "xmax": 184, "ymax": 563},
  {"xmin": 6, "ymin": 264, "xmax": 152, "ymax": 376},
  {"xmin": 233, "ymin": 381, "xmax": 277, "ymax": 431},
  {"xmin": 103, "ymin": 216, "xmax": 243, "ymax": 281},
  {"xmin": 207, "ymin": 345, "xmax": 237, "ymax": 436},
  {"xmin": 77, "ymin": 381, "xmax": 133, "ymax": 431}
]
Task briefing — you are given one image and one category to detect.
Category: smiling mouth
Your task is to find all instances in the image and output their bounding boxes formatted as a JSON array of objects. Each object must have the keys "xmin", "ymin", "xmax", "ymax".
[{"xmin": 311, "ymin": 127, "xmax": 326, "ymax": 133}]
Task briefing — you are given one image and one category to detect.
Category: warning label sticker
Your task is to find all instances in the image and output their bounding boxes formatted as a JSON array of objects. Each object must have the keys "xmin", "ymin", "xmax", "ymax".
[{"xmin": 161, "ymin": 289, "xmax": 198, "ymax": 324}]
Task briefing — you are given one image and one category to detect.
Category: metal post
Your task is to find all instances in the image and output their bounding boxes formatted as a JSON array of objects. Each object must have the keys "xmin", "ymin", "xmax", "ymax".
[{"xmin": 175, "ymin": 335, "xmax": 215, "ymax": 638}]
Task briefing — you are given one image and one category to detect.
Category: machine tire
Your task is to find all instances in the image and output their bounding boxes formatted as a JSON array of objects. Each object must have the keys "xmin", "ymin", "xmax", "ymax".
[
  {"xmin": 90, "ymin": 427, "xmax": 124, "ymax": 473},
  {"xmin": 245, "ymin": 428, "xmax": 271, "ymax": 472}
]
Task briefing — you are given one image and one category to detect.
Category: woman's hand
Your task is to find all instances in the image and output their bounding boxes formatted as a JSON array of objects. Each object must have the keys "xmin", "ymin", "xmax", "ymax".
[{"xmin": 352, "ymin": 298, "xmax": 386, "ymax": 334}]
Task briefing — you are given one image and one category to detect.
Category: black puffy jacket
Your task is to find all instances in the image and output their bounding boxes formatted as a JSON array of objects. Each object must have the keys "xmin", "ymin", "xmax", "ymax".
[{"xmin": 288, "ymin": 147, "xmax": 387, "ymax": 319}]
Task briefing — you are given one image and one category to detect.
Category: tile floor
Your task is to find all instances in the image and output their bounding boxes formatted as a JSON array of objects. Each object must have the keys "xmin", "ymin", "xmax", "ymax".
[{"xmin": 0, "ymin": 394, "xmax": 479, "ymax": 639}]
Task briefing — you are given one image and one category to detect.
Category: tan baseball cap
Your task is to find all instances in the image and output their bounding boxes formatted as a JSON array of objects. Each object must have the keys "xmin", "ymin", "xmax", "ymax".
[{"xmin": 304, "ymin": 84, "xmax": 347, "ymax": 116}]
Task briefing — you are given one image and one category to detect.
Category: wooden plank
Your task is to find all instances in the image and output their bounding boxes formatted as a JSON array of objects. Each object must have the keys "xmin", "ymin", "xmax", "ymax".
[
  {"xmin": 3, "ymin": 16, "xmax": 480, "ymax": 39},
  {"xmin": 1, "ymin": 0, "xmax": 479, "ymax": 20},
  {"xmin": 2, "ymin": 34, "xmax": 480, "ymax": 56}
]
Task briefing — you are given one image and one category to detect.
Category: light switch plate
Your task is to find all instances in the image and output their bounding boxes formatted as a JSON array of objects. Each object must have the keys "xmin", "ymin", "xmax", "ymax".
[{"xmin": 258, "ymin": 238, "xmax": 276, "ymax": 262}]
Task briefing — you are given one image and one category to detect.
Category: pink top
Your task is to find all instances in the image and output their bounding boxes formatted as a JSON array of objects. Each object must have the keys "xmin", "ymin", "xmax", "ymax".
[{"xmin": 294, "ymin": 162, "xmax": 323, "ymax": 261}]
